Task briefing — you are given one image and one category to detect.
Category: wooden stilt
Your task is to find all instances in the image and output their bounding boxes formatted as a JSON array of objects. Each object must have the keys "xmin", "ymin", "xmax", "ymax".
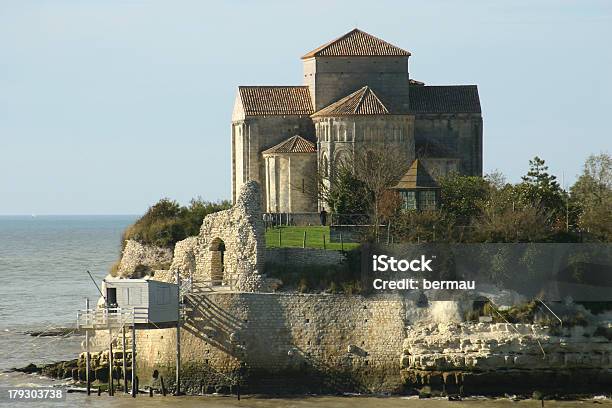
[
  {"xmin": 131, "ymin": 324, "xmax": 136, "ymax": 398},
  {"xmin": 175, "ymin": 269, "xmax": 182, "ymax": 396},
  {"xmin": 122, "ymin": 326, "xmax": 127, "ymax": 393},
  {"xmin": 160, "ymin": 376, "xmax": 167, "ymax": 396},
  {"xmin": 108, "ymin": 326, "xmax": 114, "ymax": 396},
  {"xmin": 85, "ymin": 298, "xmax": 91, "ymax": 396}
]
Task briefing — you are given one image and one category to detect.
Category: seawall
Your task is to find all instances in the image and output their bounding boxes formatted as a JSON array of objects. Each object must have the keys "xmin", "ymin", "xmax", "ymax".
[{"xmin": 123, "ymin": 292, "xmax": 408, "ymax": 394}]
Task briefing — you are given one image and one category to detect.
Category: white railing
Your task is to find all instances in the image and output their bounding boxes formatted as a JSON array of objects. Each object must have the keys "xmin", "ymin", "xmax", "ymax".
[{"xmin": 77, "ymin": 307, "xmax": 148, "ymax": 329}]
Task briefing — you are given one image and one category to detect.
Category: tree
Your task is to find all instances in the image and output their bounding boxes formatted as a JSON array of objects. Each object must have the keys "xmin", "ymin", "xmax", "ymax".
[
  {"xmin": 571, "ymin": 152, "xmax": 612, "ymax": 241},
  {"xmin": 352, "ymin": 145, "xmax": 410, "ymax": 238},
  {"xmin": 472, "ymin": 201, "xmax": 551, "ymax": 243},
  {"xmin": 485, "ymin": 170, "xmax": 507, "ymax": 189},
  {"xmin": 439, "ymin": 173, "xmax": 491, "ymax": 224},
  {"xmin": 518, "ymin": 156, "xmax": 564, "ymax": 218},
  {"xmin": 122, "ymin": 197, "xmax": 230, "ymax": 248},
  {"xmin": 308, "ymin": 153, "xmax": 371, "ymax": 216}
]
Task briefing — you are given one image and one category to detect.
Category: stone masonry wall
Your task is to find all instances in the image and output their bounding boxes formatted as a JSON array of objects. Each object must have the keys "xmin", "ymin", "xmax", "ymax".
[
  {"xmin": 169, "ymin": 181, "xmax": 266, "ymax": 291},
  {"xmin": 414, "ymin": 113, "xmax": 483, "ymax": 176},
  {"xmin": 266, "ymin": 248, "xmax": 346, "ymax": 269},
  {"xmin": 130, "ymin": 292, "xmax": 408, "ymax": 394}
]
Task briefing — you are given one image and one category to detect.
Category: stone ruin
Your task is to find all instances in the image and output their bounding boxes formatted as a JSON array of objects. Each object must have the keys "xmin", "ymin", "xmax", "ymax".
[{"xmin": 169, "ymin": 180, "xmax": 266, "ymax": 291}]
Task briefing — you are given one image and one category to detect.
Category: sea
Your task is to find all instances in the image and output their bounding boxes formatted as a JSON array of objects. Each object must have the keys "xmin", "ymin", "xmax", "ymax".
[{"xmin": 0, "ymin": 215, "xmax": 609, "ymax": 407}]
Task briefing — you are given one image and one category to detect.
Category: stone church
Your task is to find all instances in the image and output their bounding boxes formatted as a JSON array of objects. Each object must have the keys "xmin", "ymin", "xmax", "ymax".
[{"xmin": 231, "ymin": 29, "xmax": 483, "ymax": 214}]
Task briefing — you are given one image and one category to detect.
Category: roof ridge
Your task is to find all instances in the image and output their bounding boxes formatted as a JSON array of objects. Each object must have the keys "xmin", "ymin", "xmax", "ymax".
[
  {"xmin": 290, "ymin": 135, "xmax": 298, "ymax": 151},
  {"xmin": 302, "ymin": 28, "xmax": 410, "ymax": 59},
  {"xmin": 312, "ymin": 86, "xmax": 391, "ymax": 117},
  {"xmin": 354, "ymin": 86, "xmax": 369, "ymax": 113},
  {"xmin": 365, "ymin": 88, "xmax": 389, "ymax": 114},
  {"xmin": 262, "ymin": 135, "xmax": 316, "ymax": 155}
]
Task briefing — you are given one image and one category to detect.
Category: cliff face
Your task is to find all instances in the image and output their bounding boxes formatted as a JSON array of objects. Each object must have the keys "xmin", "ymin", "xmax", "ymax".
[{"xmin": 113, "ymin": 239, "xmax": 173, "ymax": 278}]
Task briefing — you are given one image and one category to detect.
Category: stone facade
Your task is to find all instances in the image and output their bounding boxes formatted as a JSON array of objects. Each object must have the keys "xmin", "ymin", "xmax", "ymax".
[
  {"xmin": 262, "ymin": 136, "xmax": 318, "ymax": 213},
  {"xmin": 231, "ymin": 29, "xmax": 483, "ymax": 212}
]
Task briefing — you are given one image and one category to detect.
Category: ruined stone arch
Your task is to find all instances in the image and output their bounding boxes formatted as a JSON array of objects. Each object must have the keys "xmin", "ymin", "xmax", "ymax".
[
  {"xmin": 208, "ymin": 237, "xmax": 226, "ymax": 283},
  {"xmin": 169, "ymin": 181, "xmax": 266, "ymax": 291}
]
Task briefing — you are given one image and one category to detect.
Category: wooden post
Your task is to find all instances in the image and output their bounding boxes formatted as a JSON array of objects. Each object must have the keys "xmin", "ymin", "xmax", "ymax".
[
  {"xmin": 160, "ymin": 376, "xmax": 167, "ymax": 396},
  {"xmin": 131, "ymin": 323, "xmax": 136, "ymax": 398},
  {"xmin": 323, "ymin": 233, "xmax": 326, "ymax": 250},
  {"xmin": 108, "ymin": 325, "xmax": 114, "ymax": 396},
  {"xmin": 302, "ymin": 231, "xmax": 306, "ymax": 248},
  {"xmin": 340, "ymin": 233, "xmax": 344, "ymax": 252},
  {"xmin": 85, "ymin": 298, "xmax": 91, "ymax": 396},
  {"xmin": 175, "ymin": 269, "xmax": 181, "ymax": 396},
  {"xmin": 122, "ymin": 326, "xmax": 127, "ymax": 393},
  {"xmin": 279, "ymin": 229, "xmax": 282, "ymax": 247}
]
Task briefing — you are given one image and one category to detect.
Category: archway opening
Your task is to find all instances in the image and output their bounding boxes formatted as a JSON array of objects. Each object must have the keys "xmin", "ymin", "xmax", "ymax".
[{"xmin": 209, "ymin": 238, "xmax": 226, "ymax": 283}]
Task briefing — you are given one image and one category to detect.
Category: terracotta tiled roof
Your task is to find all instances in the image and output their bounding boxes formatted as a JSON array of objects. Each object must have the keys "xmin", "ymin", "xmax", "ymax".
[
  {"xmin": 238, "ymin": 86, "xmax": 313, "ymax": 116},
  {"xmin": 409, "ymin": 85, "xmax": 481, "ymax": 114},
  {"xmin": 392, "ymin": 160, "xmax": 439, "ymax": 190},
  {"xmin": 262, "ymin": 135, "xmax": 316, "ymax": 155},
  {"xmin": 312, "ymin": 86, "xmax": 390, "ymax": 117},
  {"xmin": 302, "ymin": 28, "xmax": 410, "ymax": 59}
]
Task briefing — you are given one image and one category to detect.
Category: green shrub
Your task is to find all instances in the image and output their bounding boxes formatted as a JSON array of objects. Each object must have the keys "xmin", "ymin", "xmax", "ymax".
[
  {"xmin": 593, "ymin": 326, "xmax": 612, "ymax": 341},
  {"xmin": 123, "ymin": 197, "xmax": 230, "ymax": 248},
  {"xmin": 266, "ymin": 248, "xmax": 363, "ymax": 294}
]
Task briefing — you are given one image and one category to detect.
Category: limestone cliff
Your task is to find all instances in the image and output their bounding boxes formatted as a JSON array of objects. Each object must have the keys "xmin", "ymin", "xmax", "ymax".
[
  {"xmin": 400, "ymin": 321, "xmax": 612, "ymax": 395},
  {"xmin": 112, "ymin": 239, "xmax": 173, "ymax": 278}
]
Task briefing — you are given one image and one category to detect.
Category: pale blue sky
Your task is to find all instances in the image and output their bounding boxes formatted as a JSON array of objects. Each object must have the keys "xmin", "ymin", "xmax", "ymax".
[{"xmin": 1, "ymin": 0, "xmax": 610, "ymax": 215}]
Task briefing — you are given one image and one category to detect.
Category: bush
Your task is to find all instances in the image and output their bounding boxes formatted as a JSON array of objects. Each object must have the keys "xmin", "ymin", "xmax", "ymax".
[
  {"xmin": 122, "ymin": 197, "xmax": 230, "ymax": 248},
  {"xmin": 266, "ymin": 249, "xmax": 363, "ymax": 294}
]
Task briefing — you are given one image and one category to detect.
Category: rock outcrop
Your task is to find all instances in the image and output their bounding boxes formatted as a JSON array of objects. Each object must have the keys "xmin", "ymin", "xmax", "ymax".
[
  {"xmin": 113, "ymin": 239, "xmax": 173, "ymax": 278},
  {"xmin": 400, "ymin": 321, "xmax": 612, "ymax": 395}
]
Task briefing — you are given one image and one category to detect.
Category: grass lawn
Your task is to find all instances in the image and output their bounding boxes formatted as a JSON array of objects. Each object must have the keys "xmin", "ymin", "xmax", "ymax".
[{"xmin": 265, "ymin": 226, "xmax": 360, "ymax": 250}]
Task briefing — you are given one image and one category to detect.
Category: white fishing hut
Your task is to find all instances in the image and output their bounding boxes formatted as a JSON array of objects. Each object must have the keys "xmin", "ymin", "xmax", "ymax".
[{"xmin": 103, "ymin": 278, "xmax": 179, "ymax": 324}]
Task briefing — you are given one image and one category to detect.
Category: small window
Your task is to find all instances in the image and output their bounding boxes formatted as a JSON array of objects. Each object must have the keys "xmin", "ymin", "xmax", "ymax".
[
  {"xmin": 418, "ymin": 190, "xmax": 437, "ymax": 211},
  {"xmin": 400, "ymin": 191, "xmax": 416, "ymax": 210}
]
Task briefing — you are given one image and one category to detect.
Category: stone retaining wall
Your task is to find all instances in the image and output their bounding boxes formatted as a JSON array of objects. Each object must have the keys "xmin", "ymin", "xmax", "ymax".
[
  {"xmin": 265, "ymin": 248, "xmax": 346, "ymax": 269},
  {"xmin": 124, "ymin": 292, "xmax": 408, "ymax": 394}
]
